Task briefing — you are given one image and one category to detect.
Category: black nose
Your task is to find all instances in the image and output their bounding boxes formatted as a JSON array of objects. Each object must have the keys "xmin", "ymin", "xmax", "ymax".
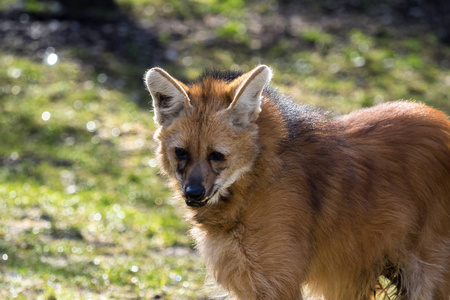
[{"xmin": 184, "ymin": 185, "xmax": 205, "ymax": 201}]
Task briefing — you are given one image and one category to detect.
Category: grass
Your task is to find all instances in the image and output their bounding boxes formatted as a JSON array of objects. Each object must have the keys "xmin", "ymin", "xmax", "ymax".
[
  {"xmin": 0, "ymin": 53, "xmax": 208, "ymax": 299},
  {"xmin": 0, "ymin": 0, "xmax": 449, "ymax": 299}
]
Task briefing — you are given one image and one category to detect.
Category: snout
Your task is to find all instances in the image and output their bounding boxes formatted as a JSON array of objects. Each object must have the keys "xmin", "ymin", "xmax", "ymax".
[
  {"xmin": 183, "ymin": 184, "xmax": 208, "ymax": 207},
  {"xmin": 185, "ymin": 185, "xmax": 205, "ymax": 201}
]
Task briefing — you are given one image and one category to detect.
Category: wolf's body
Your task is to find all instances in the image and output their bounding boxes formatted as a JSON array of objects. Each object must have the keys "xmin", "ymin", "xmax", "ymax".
[{"xmin": 145, "ymin": 65, "xmax": 450, "ymax": 299}]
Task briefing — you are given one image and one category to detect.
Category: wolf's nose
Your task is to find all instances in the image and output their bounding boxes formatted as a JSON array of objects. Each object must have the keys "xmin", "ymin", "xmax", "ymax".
[{"xmin": 184, "ymin": 185, "xmax": 206, "ymax": 201}]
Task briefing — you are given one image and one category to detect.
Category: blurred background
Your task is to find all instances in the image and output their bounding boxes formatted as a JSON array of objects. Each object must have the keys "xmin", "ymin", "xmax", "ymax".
[{"xmin": 0, "ymin": 0, "xmax": 449, "ymax": 299}]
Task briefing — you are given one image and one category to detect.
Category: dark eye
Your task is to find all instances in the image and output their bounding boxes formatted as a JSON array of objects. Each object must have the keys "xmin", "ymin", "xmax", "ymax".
[
  {"xmin": 208, "ymin": 151, "xmax": 225, "ymax": 161},
  {"xmin": 175, "ymin": 147, "xmax": 189, "ymax": 160}
]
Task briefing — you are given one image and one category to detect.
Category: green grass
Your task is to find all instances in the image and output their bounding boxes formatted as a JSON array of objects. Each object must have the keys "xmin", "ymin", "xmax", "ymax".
[
  {"xmin": 0, "ymin": 53, "xmax": 208, "ymax": 299},
  {"xmin": 0, "ymin": 0, "xmax": 449, "ymax": 299}
]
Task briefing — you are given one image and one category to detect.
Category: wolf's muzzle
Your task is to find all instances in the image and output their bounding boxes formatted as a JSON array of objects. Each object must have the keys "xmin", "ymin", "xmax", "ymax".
[{"xmin": 184, "ymin": 185, "xmax": 208, "ymax": 207}]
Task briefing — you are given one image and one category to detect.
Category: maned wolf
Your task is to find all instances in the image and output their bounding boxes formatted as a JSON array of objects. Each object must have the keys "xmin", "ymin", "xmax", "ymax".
[{"xmin": 144, "ymin": 65, "xmax": 450, "ymax": 299}]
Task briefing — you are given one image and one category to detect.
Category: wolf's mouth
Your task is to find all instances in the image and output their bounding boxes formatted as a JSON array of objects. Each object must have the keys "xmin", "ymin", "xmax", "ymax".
[
  {"xmin": 184, "ymin": 188, "xmax": 219, "ymax": 208},
  {"xmin": 185, "ymin": 196, "xmax": 209, "ymax": 208}
]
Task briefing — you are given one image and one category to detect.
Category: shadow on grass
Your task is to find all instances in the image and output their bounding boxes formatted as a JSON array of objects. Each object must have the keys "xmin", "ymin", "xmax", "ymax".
[{"xmin": 0, "ymin": 3, "xmax": 165, "ymax": 108}]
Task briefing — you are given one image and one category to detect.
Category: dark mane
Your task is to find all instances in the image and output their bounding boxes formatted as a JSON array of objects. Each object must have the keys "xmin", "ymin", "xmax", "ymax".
[
  {"xmin": 265, "ymin": 86, "xmax": 327, "ymax": 139},
  {"xmin": 193, "ymin": 69, "xmax": 244, "ymax": 84}
]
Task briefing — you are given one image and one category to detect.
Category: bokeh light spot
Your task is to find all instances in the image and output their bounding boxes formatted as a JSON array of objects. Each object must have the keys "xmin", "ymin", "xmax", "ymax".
[
  {"xmin": 41, "ymin": 111, "xmax": 51, "ymax": 121},
  {"xmin": 86, "ymin": 121, "xmax": 96, "ymax": 132},
  {"xmin": 46, "ymin": 53, "xmax": 58, "ymax": 65},
  {"xmin": 11, "ymin": 86, "xmax": 21, "ymax": 95},
  {"xmin": 111, "ymin": 128, "xmax": 121, "ymax": 137},
  {"xmin": 97, "ymin": 73, "xmax": 108, "ymax": 83},
  {"xmin": 131, "ymin": 265, "xmax": 139, "ymax": 272}
]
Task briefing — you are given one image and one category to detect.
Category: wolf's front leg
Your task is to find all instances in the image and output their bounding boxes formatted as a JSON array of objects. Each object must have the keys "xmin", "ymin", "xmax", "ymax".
[
  {"xmin": 227, "ymin": 276, "xmax": 304, "ymax": 300},
  {"xmin": 215, "ymin": 242, "xmax": 307, "ymax": 300}
]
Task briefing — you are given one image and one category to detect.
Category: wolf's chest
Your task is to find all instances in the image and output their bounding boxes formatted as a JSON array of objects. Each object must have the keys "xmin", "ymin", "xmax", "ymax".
[{"xmin": 191, "ymin": 225, "xmax": 254, "ymax": 286}]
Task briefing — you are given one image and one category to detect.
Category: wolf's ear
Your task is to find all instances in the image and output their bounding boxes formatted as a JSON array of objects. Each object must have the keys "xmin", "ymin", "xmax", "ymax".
[
  {"xmin": 226, "ymin": 65, "xmax": 273, "ymax": 127},
  {"xmin": 144, "ymin": 67, "xmax": 191, "ymax": 127}
]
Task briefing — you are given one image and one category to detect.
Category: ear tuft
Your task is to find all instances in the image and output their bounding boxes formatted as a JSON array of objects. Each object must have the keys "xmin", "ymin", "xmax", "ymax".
[
  {"xmin": 144, "ymin": 68, "xmax": 191, "ymax": 127},
  {"xmin": 227, "ymin": 65, "xmax": 273, "ymax": 126}
]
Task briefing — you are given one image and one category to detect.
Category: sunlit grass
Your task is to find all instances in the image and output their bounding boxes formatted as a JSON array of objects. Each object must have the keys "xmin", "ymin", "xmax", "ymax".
[{"xmin": 0, "ymin": 52, "xmax": 208, "ymax": 299}]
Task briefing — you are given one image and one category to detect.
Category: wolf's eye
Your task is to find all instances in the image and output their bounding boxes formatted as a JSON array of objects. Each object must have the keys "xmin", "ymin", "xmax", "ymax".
[
  {"xmin": 175, "ymin": 147, "xmax": 189, "ymax": 160},
  {"xmin": 208, "ymin": 151, "xmax": 225, "ymax": 162}
]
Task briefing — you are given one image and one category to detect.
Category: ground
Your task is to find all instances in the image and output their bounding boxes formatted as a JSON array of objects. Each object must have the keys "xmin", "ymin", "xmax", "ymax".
[{"xmin": 0, "ymin": 0, "xmax": 449, "ymax": 299}]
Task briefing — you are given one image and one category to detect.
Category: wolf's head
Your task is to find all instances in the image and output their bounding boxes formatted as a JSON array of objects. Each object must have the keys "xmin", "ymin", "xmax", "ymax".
[{"xmin": 145, "ymin": 65, "xmax": 272, "ymax": 208}]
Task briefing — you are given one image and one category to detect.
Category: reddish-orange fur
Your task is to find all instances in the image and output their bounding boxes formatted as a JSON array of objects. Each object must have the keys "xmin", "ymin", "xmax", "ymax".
[{"xmin": 146, "ymin": 66, "xmax": 450, "ymax": 299}]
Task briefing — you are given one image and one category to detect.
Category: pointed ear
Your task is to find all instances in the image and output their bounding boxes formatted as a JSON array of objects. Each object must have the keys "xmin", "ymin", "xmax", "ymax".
[
  {"xmin": 144, "ymin": 67, "xmax": 192, "ymax": 127},
  {"xmin": 226, "ymin": 65, "xmax": 273, "ymax": 127}
]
